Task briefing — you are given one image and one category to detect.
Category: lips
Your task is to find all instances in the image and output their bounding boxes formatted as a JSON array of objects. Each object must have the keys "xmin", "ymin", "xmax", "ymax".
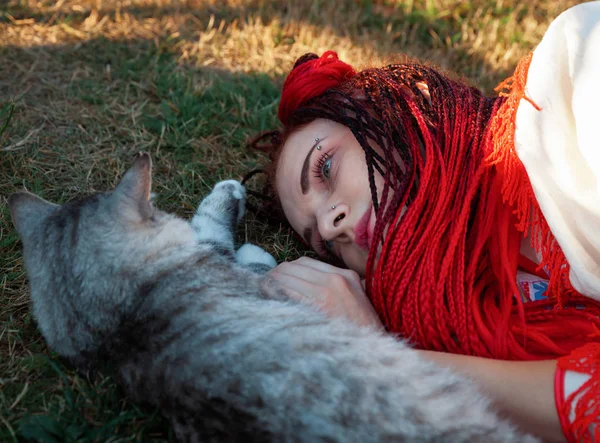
[{"xmin": 354, "ymin": 205, "xmax": 372, "ymax": 251}]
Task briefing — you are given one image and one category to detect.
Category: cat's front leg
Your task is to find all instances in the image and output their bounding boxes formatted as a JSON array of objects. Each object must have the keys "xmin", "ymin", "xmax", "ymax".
[{"xmin": 191, "ymin": 180, "xmax": 245, "ymax": 256}]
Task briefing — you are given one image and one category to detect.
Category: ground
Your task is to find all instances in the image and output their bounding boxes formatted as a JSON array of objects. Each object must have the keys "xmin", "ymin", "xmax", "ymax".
[{"xmin": 0, "ymin": 0, "xmax": 582, "ymax": 441}]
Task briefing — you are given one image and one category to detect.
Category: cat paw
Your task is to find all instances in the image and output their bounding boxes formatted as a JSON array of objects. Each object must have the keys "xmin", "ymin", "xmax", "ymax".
[
  {"xmin": 211, "ymin": 180, "xmax": 246, "ymax": 223},
  {"xmin": 236, "ymin": 244, "xmax": 277, "ymax": 270}
]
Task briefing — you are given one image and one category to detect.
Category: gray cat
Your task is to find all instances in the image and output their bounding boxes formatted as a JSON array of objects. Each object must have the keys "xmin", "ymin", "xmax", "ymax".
[{"xmin": 9, "ymin": 153, "xmax": 536, "ymax": 443}]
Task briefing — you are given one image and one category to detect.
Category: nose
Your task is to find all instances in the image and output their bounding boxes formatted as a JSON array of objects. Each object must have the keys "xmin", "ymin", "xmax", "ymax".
[{"xmin": 317, "ymin": 203, "xmax": 352, "ymax": 242}]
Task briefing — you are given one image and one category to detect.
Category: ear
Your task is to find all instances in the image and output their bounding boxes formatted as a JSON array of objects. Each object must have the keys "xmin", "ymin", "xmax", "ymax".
[
  {"xmin": 9, "ymin": 192, "xmax": 59, "ymax": 240},
  {"xmin": 114, "ymin": 152, "xmax": 153, "ymax": 219}
]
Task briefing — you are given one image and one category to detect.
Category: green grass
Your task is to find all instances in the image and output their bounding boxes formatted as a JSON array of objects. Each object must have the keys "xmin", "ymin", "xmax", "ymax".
[{"xmin": 0, "ymin": 0, "xmax": 584, "ymax": 440}]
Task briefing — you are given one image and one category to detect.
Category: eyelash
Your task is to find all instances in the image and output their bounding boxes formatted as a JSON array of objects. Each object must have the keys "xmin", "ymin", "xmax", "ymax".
[
  {"xmin": 317, "ymin": 237, "xmax": 337, "ymax": 260},
  {"xmin": 312, "ymin": 151, "xmax": 332, "ymax": 184}
]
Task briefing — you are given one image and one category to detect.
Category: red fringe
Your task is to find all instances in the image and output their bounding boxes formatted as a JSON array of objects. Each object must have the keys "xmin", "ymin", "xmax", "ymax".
[
  {"xmin": 557, "ymin": 344, "xmax": 600, "ymax": 442},
  {"xmin": 485, "ymin": 52, "xmax": 574, "ymax": 307}
]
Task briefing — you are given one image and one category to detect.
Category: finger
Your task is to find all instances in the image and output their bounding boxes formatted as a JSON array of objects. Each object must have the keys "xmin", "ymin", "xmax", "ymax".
[
  {"xmin": 269, "ymin": 272, "xmax": 320, "ymax": 302},
  {"xmin": 269, "ymin": 261, "xmax": 330, "ymax": 284},
  {"xmin": 294, "ymin": 256, "xmax": 356, "ymax": 276},
  {"xmin": 292, "ymin": 256, "xmax": 344, "ymax": 273},
  {"xmin": 293, "ymin": 257, "xmax": 362, "ymax": 285}
]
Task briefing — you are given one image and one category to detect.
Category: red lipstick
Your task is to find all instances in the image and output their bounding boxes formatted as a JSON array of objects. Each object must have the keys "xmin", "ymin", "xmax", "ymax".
[{"xmin": 355, "ymin": 205, "xmax": 372, "ymax": 251}]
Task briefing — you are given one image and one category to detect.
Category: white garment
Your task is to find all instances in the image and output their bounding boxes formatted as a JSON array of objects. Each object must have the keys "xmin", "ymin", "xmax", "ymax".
[{"xmin": 515, "ymin": 1, "xmax": 600, "ymax": 301}]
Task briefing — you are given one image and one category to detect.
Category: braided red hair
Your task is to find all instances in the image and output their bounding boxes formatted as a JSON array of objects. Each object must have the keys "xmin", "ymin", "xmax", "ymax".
[
  {"xmin": 266, "ymin": 51, "xmax": 600, "ymax": 360},
  {"xmin": 278, "ymin": 51, "xmax": 356, "ymax": 126}
]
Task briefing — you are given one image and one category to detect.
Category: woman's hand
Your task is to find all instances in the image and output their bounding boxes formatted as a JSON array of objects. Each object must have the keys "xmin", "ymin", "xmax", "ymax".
[{"xmin": 268, "ymin": 257, "xmax": 383, "ymax": 330}]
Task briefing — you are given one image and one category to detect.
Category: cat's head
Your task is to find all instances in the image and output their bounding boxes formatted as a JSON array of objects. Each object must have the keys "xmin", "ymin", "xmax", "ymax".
[{"xmin": 9, "ymin": 153, "xmax": 195, "ymax": 308}]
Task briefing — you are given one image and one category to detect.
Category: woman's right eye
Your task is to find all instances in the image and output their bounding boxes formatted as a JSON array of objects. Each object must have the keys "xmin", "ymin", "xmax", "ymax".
[{"xmin": 317, "ymin": 237, "xmax": 336, "ymax": 259}]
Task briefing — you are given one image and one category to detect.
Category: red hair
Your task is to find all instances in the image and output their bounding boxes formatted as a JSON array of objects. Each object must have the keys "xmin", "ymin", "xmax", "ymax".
[
  {"xmin": 278, "ymin": 51, "xmax": 356, "ymax": 126},
  {"xmin": 257, "ymin": 51, "xmax": 600, "ymax": 361}
]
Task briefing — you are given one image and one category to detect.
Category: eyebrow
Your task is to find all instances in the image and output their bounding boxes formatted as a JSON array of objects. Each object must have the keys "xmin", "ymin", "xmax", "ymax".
[{"xmin": 300, "ymin": 137, "xmax": 326, "ymax": 195}]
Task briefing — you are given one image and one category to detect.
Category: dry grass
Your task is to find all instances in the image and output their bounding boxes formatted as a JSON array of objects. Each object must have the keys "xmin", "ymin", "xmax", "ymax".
[{"xmin": 0, "ymin": 0, "xmax": 584, "ymax": 440}]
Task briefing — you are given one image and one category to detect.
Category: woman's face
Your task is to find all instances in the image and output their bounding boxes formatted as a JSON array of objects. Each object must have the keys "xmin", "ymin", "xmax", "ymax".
[{"xmin": 276, "ymin": 118, "xmax": 386, "ymax": 277}]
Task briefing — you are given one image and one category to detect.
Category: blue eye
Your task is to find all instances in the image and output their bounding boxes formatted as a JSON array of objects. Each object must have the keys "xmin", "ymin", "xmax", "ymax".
[
  {"xmin": 313, "ymin": 152, "xmax": 333, "ymax": 183},
  {"xmin": 322, "ymin": 157, "xmax": 332, "ymax": 179}
]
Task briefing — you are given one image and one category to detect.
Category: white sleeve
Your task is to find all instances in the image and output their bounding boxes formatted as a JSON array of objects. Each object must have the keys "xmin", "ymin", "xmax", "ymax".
[{"xmin": 515, "ymin": 1, "xmax": 600, "ymax": 300}]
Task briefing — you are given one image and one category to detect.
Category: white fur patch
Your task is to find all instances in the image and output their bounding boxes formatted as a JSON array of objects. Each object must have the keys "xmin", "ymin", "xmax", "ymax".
[
  {"xmin": 236, "ymin": 244, "xmax": 277, "ymax": 269},
  {"xmin": 200, "ymin": 224, "xmax": 232, "ymax": 245}
]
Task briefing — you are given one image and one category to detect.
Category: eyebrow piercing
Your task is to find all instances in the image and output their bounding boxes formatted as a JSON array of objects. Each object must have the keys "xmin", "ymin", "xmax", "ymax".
[
  {"xmin": 315, "ymin": 137, "xmax": 320, "ymax": 142},
  {"xmin": 316, "ymin": 145, "xmax": 322, "ymax": 151},
  {"xmin": 331, "ymin": 205, "xmax": 336, "ymax": 210}
]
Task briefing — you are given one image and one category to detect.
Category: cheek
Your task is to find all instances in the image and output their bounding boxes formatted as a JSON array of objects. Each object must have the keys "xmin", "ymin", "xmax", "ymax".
[
  {"xmin": 276, "ymin": 183, "xmax": 298, "ymax": 227},
  {"xmin": 374, "ymin": 174, "xmax": 387, "ymax": 200},
  {"xmin": 341, "ymin": 152, "xmax": 372, "ymax": 190},
  {"xmin": 280, "ymin": 204, "xmax": 303, "ymax": 236},
  {"xmin": 346, "ymin": 158, "xmax": 386, "ymax": 207},
  {"xmin": 279, "ymin": 203, "xmax": 309, "ymax": 247}
]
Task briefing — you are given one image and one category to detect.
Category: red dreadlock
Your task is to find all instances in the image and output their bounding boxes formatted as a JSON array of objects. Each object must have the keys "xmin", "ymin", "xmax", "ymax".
[{"xmin": 269, "ymin": 51, "xmax": 600, "ymax": 361}]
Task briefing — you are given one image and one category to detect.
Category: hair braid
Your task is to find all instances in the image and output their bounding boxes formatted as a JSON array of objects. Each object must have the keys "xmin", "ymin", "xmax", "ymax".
[{"xmin": 251, "ymin": 53, "xmax": 600, "ymax": 360}]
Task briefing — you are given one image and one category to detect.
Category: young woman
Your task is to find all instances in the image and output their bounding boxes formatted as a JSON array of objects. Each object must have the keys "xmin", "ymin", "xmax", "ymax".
[{"xmin": 251, "ymin": 3, "xmax": 600, "ymax": 442}]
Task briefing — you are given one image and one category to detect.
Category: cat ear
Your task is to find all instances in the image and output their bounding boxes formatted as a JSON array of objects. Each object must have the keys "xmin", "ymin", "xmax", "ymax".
[
  {"xmin": 9, "ymin": 192, "xmax": 59, "ymax": 240},
  {"xmin": 115, "ymin": 152, "xmax": 153, "ymax": 219}
]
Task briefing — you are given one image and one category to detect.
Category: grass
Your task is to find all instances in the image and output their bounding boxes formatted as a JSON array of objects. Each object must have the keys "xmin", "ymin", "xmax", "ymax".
[{"xmin": 0, "ymin": 0, "xmax": 583, "ymax": 440}]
